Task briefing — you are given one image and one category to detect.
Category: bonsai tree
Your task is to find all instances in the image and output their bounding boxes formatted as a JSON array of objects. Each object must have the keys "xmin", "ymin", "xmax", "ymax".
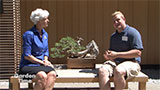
[{"xmin": 50, "ymin": 36, "xmax": 86, "ymax": 58}]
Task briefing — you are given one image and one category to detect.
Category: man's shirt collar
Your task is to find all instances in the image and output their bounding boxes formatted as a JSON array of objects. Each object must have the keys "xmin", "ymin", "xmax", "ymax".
[{"xmin": 116, "ymin": 25, "xmax": 129, "ymax": 34}]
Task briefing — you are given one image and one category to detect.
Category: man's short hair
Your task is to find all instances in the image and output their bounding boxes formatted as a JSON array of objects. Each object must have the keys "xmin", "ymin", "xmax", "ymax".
[{"xmin": 112, "ymin": 11, "xmax": 125, "ymax": 18}]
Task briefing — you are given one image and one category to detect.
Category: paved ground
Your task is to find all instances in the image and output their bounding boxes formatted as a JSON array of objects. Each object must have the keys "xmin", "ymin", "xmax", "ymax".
[{"xmin": 0, "ymin": 79, "xmax": 160, "ymax": 90}]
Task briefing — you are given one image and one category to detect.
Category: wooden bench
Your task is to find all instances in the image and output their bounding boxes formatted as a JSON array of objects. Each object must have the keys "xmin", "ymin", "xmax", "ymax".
[{"xmin": 9, "ymin": 68, "xmax": 148, "ymax": 90}]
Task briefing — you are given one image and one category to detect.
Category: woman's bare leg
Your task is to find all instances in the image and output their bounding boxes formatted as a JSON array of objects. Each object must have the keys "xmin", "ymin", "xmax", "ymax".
[
  {"xmin": 34, "ymin": 71, "xmax": 47, "ymax": 90},
  {"xmin": 44, "ymin": 71, "xmax": 56, "ymax": 90}
]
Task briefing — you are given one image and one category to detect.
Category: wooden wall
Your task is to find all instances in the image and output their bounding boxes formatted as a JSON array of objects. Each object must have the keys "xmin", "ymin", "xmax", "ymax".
[{"xmin": 20, "ymin": 0, "xmax": 159, "ymax": 65}]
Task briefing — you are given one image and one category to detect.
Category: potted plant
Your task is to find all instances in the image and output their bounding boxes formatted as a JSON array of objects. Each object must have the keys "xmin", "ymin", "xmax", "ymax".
[{"xmin": 50, "ymin": 36, "xmax": 99, "ymax": 69}]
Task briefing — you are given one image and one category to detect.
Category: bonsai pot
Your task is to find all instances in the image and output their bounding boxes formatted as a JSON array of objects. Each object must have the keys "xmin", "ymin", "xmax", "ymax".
[{"xmin": 67, "ymin": 57, "xmax": 95, "ymax": 69}]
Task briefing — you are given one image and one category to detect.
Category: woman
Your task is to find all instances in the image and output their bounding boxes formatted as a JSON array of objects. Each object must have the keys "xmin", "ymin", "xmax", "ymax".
[{"xmin": 19, "ymin": 8, "xmax": 56, "ymax": 90}]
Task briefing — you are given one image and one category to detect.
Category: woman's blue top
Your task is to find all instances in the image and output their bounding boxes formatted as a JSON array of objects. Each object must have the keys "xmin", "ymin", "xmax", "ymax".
[{"xmin": 20, "ymin": 25, "xmax": 49, "ymax": 68}]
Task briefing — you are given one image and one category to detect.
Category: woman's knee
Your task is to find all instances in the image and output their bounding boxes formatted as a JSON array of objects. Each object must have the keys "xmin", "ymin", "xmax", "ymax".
[
  {"xmin": 47, "ymin": 71, "xmax": 57, "ymax": 79},
  {"xmin": 36, "ymin": 71, "xmax": 47, "ymax": 80}
]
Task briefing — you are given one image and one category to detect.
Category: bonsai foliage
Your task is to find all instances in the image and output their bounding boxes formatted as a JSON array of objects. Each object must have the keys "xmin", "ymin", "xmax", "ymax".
[{"xmin": 50, "ymin": 36, "xmax": 86, "ymax": 58}]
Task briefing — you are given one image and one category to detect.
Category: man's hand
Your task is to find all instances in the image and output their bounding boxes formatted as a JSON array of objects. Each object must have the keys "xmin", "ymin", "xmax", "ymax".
[
  {"xmin": 104, "ymin": 50, "xmax": 117, "ymax": 60},
  {"xmin": 107, "ymin": 50, "xmax": 117, "ymax": 60},
  {"xmin": 103, "ymin": 51, "xmax": 110, "ymax": 60}
]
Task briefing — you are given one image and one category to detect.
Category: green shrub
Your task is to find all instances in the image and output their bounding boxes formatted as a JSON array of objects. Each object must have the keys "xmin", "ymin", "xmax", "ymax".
[{"xmin": 50, "ymin": 36, "xmax": 85, "ymax": 58}]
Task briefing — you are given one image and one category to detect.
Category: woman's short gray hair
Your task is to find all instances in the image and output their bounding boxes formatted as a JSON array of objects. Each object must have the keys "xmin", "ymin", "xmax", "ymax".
[{"xmin": 30, "ymin": 8, "xmax": 49, "ymax": 24}]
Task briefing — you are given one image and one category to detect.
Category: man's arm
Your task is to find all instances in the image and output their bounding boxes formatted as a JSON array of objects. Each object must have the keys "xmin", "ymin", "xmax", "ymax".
[
  {"xmin": 105, "ymin": 49, "xmax": 142, "ymax": 60},
  {"xmin": 114, "ymin": 49, "xmax": 141, "ymax": 58}
]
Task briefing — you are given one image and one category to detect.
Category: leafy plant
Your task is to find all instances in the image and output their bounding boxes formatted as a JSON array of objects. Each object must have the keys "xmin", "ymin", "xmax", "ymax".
[{"xmin": 50, "ymin": 36, "xmax": 86, "ymax": 58}]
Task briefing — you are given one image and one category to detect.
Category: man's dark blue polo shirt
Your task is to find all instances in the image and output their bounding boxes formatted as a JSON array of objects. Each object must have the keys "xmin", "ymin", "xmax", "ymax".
[
  {"xmin": 109, "ymin": 25, "xmax": 143, "ymax": 63},
  {"xmin": 20, "ymin": 25, "xmax": 49, "ymax": 68}
]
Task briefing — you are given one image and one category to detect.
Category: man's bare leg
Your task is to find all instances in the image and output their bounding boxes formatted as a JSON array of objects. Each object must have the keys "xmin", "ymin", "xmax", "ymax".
[
  {"xmin": 99, "ymin": 67, "xmax": 111, "ymax": 90},
  {"xmin": 114, "ymin": 66, "xmax": 126, "ymax": 90}
]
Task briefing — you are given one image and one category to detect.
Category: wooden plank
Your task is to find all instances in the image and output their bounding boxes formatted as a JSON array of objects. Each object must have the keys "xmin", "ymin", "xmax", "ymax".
[
  {"xmin": 56, "ymin": 69, "xmax": 98, "ymax": 78},
  {"xmin": 56, "ymin": 0, "xmax": 65, "ymax": 39},
  {"xmin": 79, "ymin": 0, "xmax": 88, "ymax": 45},
  {"xmin": 63, "ymin": 0, "xmax": 72, "ymax": 36},
  {"xmin": 133, "ymin": 1, "xmax": 148, "ymax": 64},
  {"xmin": 72, "ymin": 0, "xmax": 80, "ymax": 37},
  {"xmin": 56, "ymin": 78, "xmax": 98, "ymax": 83},
  {"xmin": 56, "ymin": 69, "xmax": 98, "ymax": 82},
  {"xmin": 159, "ymin": 0, "xmax": 160, "ymax": 64},
  {"xmin": 87, "ymin": 0, "xmax": 95, "ymax": 41},
  {"xmin": 25, "ymin": 0, "xmax": 33, "ymax": 30},
  {"xmin": 20, "ymin": 0, "xmax": 26, "ymax": 34},
  {"xmin": 147, "ymin": 0, "xmax": 159, "ymax": 64},
  {"xmin": 127, "ymin": 72, "xmax": 148, "ymax": 82},
  {"xmin": 139, "ymin": 82, "xmax": 146, "ymax": 90},
  {"xmin": 48, "ymin": 0, "xmax": 57, "ymax": 60},
  {"xmin": 95, "ymin": 0, "xmax": 103, "ymax": 63},
  {"xmin": 9, "ymin": 76, "xmax": 20, "ymax": 90},
  {"xmin": 117, "ymin": 0, "xmax": 133, "ymax": 25},
  {"xmin": 103, "ymin": 0, "xmax": 118, "ymax": 63},
  {"xmin": 55, "ymin": 69, "xmax": 148, "ymax": 82}
]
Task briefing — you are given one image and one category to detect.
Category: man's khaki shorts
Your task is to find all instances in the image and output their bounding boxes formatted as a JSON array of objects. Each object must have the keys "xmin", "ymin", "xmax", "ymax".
[{"xmin": 101, "ymin": 60, "xmax": 141, "ymax": 80}]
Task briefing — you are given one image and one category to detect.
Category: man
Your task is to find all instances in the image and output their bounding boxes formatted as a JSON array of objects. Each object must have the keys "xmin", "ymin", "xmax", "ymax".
[{"xmin": 99, "ymin": 11, "xmax": 143, "ymax": 90}]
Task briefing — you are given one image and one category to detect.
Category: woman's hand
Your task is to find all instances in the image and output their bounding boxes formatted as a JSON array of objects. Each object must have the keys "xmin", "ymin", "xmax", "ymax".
[{"xmin": 43, "ymin": 60, "xmax": 54, "ymax": 68}]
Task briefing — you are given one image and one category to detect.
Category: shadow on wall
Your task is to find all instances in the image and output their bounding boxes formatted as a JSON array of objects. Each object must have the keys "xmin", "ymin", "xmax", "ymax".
[{"xmin": 141, "ymin": 64, "xmax": 160, "ymax": 79}]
